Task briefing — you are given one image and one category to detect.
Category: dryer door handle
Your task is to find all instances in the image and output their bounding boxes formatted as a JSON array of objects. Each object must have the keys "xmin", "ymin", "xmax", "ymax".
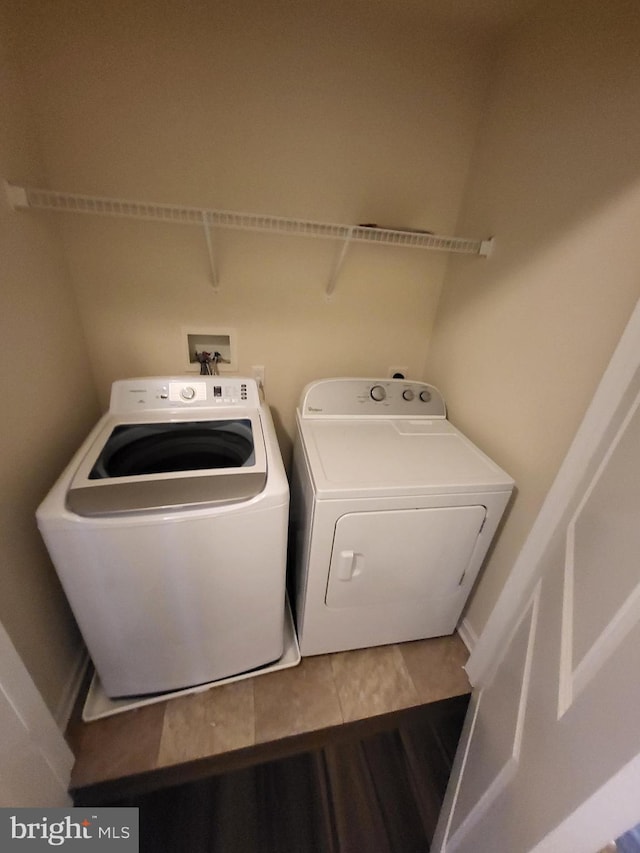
[{"xmin": 336, "ymin": 550, "xmax": 362, "ymax": 581}]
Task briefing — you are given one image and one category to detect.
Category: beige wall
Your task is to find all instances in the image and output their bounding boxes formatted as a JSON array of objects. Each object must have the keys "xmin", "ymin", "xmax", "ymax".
[
  {"xmin": 426, "ymin": 0, "xmax": 640, "ymax": 639},
  {"xmin": 13, "ymin": 0, "xmax": 494, "ymax": 455},
  {"xmin": 0, "ymin": 12, "xmax": 100, "ymax": 715}
]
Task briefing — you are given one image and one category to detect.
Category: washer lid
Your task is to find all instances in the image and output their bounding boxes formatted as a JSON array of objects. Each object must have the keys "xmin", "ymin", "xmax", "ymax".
[
  {"xmin": 67, "ymin": 411, "xmax": 267, "ymax": 516},
  {"xmin": 298, "ymin": 416, "xmax": 514, "ymax": 498}
]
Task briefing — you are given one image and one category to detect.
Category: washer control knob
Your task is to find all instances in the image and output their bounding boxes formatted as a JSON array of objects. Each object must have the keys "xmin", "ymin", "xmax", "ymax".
[
  {"xmin": 402, "ymin": 389, "xmax": 415, "ymax": 401},
  {"xmin": 181, "ymin": 386, "xmax": 197, "ymax": 400},
  {"xmin": 370, "ymin": 385, "xmax": 386, "ymax": 402},
  {"xmin": 419, "ymin": 389, "xmax": 432, "ymax": 403}
]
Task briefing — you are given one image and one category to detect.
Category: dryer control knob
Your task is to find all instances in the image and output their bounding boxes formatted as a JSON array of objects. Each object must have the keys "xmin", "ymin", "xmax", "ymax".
[
  {"xmin": 419, "ymin": 389, "xmax": 432, "ymax": 403},
  {"xmin": 370, "ymin": 385, "xmax": 386, "ymax": 402},
  {"xmin": 181, "ymin": 386, "xmax": 197, "ymax": 400},
  {"xmin": 402, "ymin": 389, "xmax": 415, "ymax": 401}
]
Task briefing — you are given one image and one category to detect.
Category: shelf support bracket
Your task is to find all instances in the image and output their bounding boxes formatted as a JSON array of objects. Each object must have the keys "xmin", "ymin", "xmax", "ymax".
[
  {"xmin": 5, "ymin": 181, "xmax": 29, "ymax": 210},
  {"xmin": 325, "ymin": 227, "xmax": 354, "ymax": 301},
  {"xmin": 479, "ymin": 237, "xmax": 495, "ymax": 258},
  {"xmin": 202, "ymin": 215, "xmax": 219, "ymax": 292}
]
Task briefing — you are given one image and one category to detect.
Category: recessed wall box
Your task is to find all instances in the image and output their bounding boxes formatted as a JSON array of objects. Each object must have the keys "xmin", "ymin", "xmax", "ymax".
[{"xmin": 183, "ymin": 327, "xmax": 237, "ymax": 373}]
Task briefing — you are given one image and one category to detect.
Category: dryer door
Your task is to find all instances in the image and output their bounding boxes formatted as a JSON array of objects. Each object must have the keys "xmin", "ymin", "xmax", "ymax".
[{"xmin": 325, "ymin": 505, "xmax": 486, "ymax": 609}]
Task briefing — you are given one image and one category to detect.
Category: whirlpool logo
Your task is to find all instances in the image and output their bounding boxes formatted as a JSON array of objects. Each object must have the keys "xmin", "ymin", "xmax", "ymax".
[{"xmin": 0, "ymin": 808, "xmax": 138, "ymax": 850}]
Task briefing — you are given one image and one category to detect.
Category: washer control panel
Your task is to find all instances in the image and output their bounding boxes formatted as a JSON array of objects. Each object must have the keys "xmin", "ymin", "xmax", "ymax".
[
  {"xmin": 109, "ymin": 377, "xmax": 257, "ymax": 413},
  {"xmin": 301, "ymin": 378, "xmax": 446, "ymax": 418}
]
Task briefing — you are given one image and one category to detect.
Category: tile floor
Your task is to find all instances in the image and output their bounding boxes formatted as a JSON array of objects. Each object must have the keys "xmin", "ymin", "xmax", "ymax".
[{"xmin": 68, "ymin": 634, "xmax": 470, "ymax": 792}]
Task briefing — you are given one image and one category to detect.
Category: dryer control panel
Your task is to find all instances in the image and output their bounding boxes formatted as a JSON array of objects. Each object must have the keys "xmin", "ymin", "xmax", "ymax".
[
  {"xmin": 109, "ymin": 377, "xmax": 259, "ymax": 413},
  {"xmin": 300, "ymin": 378, "xmax": 446, "ymax": 418}
]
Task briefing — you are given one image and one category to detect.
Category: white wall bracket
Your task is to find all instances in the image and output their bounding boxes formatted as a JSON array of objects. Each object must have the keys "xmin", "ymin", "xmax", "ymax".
[
  {"xmin": 480, "ymin": 237, "xmax": 495, "ymax": 258},
  {"xmin": 325, "ymin": 226, "xmax": 354, "ymax": 301},
  {"xmin": 201, "ymin": 215, "xmax": 219, "ymax": 292},
  {"xmin": 5, "ymin": 181, "xmax": 494, "ymax": 296}
]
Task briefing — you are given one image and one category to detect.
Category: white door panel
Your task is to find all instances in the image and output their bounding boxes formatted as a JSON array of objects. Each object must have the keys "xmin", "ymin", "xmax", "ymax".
[
  {"xmin": 433, "ymin": 299, "xmax": 640, "ymax": 853},
  {"xmin": 564, "ymin": 391, "xmax": 640, "ymax": 696},
  {"xmin": 0, "ymin": 622, "xmax": 73, "ymax": 806},
  {"xmin": 448, "ymin": 586, "xmax": 539, "ymax": 850},
  {"xmin": 0, "ymin": 685, "xmax": 69, "ymax": 806}
]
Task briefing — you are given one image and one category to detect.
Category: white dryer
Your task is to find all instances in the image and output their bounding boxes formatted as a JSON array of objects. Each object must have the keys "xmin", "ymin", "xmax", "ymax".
[
  {"xmin": 290, "ymin": 377, "xmax": 514, "ymax": 656},
  {"xmin": 37, "ymin": 376, "xmax": 288, "ymax": 698}
]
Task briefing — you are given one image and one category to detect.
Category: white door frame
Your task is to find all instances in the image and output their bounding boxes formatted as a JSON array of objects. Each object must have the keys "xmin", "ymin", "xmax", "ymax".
[
  {"xmin": 0, "ymin": 621, "xmax": 73, "ymax": 806},
  {"xmin": 434, "ymin": 296, "xmax": 640, "ymax": 852},
  {"xmin": 466, "ymin": 297, "xmax": 640, "ymax": 687}
]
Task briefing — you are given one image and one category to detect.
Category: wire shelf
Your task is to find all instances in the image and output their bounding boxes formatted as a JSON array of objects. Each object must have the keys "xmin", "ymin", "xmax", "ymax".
[{"xmin": 6, "ymin": 182, "xmax": 493, "ymax": 295}]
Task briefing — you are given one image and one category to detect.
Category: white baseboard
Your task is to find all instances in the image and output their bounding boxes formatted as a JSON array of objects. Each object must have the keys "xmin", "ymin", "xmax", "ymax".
[
  {"xmin": 53, "ymin": 647, "xmax": 89, "ymax": 731},
  {"xmin": 457, "ymin": 617, "xmax": 478, "ymax": 654}
]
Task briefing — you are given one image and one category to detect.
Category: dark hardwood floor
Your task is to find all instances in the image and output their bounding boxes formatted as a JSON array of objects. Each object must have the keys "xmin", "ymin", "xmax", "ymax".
[{"xmin": 97, "ymin": 694, "xmax": 469, "ymax": 853}]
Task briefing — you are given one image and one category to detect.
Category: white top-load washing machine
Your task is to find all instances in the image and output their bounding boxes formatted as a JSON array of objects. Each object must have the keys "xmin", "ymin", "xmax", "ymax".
[
  {"xmin": 290, "ymin": 377, "xmax": 514, "ymax": 656},
  {"xmin": 37, "ymin": 376, "xmax": 288, "ymax": 698}
]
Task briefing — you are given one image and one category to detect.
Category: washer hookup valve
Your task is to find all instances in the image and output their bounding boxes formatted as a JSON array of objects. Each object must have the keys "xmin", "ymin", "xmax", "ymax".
[{"xmin": 195, "ymin": 350, "xmax": 230, "ymax": 375}]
